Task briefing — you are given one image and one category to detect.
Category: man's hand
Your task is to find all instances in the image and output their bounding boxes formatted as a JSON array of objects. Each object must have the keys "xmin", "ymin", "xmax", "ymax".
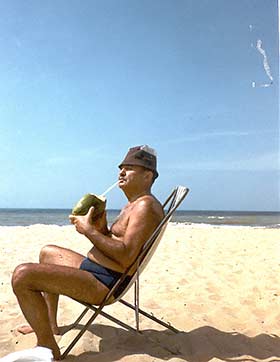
[{"xmin": 69, "ymin": 207, "xmax": 109, "ymax": 235}]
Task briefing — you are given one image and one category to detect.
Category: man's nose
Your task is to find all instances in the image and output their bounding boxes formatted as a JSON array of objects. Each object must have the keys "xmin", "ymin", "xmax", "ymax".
[{"xmin": 119, "ymin": 168, "xmax": 126, "ymax": 176}]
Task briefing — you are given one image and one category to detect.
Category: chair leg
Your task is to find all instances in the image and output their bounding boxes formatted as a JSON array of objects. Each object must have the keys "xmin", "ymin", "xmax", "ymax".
[
  {"xmin": 61, "ymin": 300, "xmax": 139, "ymax": 358},
  {"xmin": 61, "ymin": 303, "xmax": 105, "ymax": 358},
  {"xmin": 83, "ymin": 303, "xmax": 138, "ymax": 333},
  {"xmin": 134, "ymin": 273, "xmax": 140, "ymax": 331},
  {"xmin": 68, "ymin": 306, "xmax": 89, "ymax": 331},
  {"xmin": 119, "ymin": 299, "xmax": 180, "ymax": 333}
]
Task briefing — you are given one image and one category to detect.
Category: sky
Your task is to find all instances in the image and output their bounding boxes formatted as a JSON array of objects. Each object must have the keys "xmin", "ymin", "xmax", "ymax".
[{"xmin": 0, "ymin": 0, "xmax": 279, "ymax": 211}]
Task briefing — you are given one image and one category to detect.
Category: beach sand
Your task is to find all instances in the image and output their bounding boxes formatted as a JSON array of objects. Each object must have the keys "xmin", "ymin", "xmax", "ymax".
[{"xmin": 0, "ymin": 223, "xmax": 279, "ymax": 361}]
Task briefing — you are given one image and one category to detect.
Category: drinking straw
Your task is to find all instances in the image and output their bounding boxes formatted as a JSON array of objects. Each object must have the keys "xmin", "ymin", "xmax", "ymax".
[{"xmin": 100, "ymin": 180, "xmax": 119, "ymax": 197}]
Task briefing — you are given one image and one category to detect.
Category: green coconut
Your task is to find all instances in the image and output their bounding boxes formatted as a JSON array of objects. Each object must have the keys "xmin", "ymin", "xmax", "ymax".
[{"xmin": 72, "ymin": 194, "xmax": 106, "ymax": 220}]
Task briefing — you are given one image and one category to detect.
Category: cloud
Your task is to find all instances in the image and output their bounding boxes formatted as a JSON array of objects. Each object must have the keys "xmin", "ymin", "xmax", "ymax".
[
  {"xmin": 159, "ymin": 129, "xmax": 276, "ymax": 145},
  {"xmin": 166, "ymin": 151, "xmax": 280, "ymax": 171},
  {"xmin": 45, "ymin": 155, "xmax": 74, "ymax": 166},
  {"xmin": 255, "ymin": 39, "xmax": 274, "ymax": 87},
  {"xmin": 44, "ymin": 145, "xmax": 109, "ymax": 166}
]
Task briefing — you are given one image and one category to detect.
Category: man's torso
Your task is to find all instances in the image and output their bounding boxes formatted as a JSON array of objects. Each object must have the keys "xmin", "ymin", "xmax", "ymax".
[{"xmin": 87, "ymin": 194, "xmax": 164, "ymax": 273}]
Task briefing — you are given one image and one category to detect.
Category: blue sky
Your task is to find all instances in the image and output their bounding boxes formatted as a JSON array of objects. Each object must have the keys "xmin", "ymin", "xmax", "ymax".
[{"xmin": 0, "ymin": 0, "xmax": 279, "ymax": 211}]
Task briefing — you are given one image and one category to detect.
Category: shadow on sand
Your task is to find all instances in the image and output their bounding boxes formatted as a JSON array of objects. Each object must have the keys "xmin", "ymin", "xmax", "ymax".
[{"xmin": 63, "ymin": 323, "xmax": 280, "ymax": 362}]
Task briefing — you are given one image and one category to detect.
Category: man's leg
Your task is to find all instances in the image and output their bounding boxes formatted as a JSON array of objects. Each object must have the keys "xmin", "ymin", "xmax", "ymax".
[
  {"xmin": 12, "ymin": 262, "xmax": 110, "ymax": 359},
  {"xmin": 17, "ymin": 245, "xmax": 85, "ymax": 335},
  {"xmin": 44, "ymin": 292, "xmax": 59, "ymax": 334},
  {"xmin": 40, "ymin": 245, "xmax": 85, "ymax": 334}
]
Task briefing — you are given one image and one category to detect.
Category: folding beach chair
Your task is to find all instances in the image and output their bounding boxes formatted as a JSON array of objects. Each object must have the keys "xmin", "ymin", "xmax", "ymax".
[{"xmin": 61, "ymin": 185, "xmax": 189, "ymax": 358}]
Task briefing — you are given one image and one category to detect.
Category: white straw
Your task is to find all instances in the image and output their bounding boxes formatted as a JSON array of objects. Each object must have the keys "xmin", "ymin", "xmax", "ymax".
[{"xmin": 100, "ymin": 180, "xmax": 119, "ymax": 197}]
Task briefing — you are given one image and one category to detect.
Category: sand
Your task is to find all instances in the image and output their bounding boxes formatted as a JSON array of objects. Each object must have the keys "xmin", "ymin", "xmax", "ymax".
[{"xmin": 0, "ymin": 223, "xmax": 280, "ymax": 361}]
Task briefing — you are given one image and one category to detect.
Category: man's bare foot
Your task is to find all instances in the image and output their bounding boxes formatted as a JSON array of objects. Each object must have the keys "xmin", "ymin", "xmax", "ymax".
[
  {"xmin": 17, "ymin": 325, "xmax": 34, "ymax": 335},
  {"xmin": 17, "ymin": 324, "xmax": 60, "ymax": 335}
]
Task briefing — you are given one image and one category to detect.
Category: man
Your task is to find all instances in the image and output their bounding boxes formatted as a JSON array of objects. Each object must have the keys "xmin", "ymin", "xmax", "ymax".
[{"xmin": 12, "ymin": 145, "xmax": 164, "ymax": 360}]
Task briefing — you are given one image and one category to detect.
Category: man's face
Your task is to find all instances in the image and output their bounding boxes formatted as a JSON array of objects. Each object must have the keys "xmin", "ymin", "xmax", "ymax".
[{"xmin": 118, "ymin": 165, "xmax": 148, "ymax": 190}]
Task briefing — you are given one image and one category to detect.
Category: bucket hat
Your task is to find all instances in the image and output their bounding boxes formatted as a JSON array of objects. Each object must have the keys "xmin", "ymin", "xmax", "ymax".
[{"xmin": 119, "ymin": 145, "xmax": 158, "ymax": 179}]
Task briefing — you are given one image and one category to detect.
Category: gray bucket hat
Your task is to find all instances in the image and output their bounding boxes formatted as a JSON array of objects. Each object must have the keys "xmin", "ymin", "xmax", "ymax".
[{"xmin": 119, "ymin": 145, "xmax": 159, "ymax": 179}]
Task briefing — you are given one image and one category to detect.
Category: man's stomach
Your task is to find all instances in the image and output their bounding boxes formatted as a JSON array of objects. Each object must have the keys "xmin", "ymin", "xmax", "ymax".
[{"xmin": 87, "ymin": 247, "xmax": 130, "ymax": 274}]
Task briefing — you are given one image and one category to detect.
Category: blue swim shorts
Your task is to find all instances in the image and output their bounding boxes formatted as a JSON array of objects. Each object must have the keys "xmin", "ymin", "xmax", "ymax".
[{"xmin": 80, "ymin": 257, "xmax": 132, "ymax": 298}]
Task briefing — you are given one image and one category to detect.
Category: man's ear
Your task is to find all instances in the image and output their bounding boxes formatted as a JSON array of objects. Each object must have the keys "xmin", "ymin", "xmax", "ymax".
[{"xmin": 144, "ymin": 169, "xmax": 154, "ymax": 184}]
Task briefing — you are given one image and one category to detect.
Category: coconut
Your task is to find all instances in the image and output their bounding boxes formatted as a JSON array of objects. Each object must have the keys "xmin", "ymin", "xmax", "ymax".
[{"xmin": 72, "ymin": 194, "xmax": 106, "ymax": 220}]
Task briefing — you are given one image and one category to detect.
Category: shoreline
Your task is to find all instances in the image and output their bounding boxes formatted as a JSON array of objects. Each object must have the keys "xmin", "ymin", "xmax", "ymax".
[
  {"xmin": 0, "ymin": 222, "xmax": 279, "ymax": 229},
  {"xmin": 0, "ymin": 209, "xmax": 279, "ymax": 229}
]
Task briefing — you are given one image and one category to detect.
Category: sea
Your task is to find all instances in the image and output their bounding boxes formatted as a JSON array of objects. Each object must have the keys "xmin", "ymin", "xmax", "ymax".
[{"xmin": 0, "ymin": 209, "xmax": 279, "ymax": 228}]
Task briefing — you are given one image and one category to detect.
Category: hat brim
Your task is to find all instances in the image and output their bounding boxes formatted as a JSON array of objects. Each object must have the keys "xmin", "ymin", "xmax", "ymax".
[{"xmin": 118, "ymin": 161, "xmax": 159, "ymax": 178}]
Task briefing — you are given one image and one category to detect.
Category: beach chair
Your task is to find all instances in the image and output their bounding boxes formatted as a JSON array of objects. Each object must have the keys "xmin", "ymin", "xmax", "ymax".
[{"xmin": 61, "ymin": 185, "xmax": 189, "ymax": 358}]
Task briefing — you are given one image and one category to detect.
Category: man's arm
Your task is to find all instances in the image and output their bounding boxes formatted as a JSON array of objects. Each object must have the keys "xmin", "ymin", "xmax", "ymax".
[{"xmin": 70, "ymin": 200, "xmax": 163, "ymax": 269}]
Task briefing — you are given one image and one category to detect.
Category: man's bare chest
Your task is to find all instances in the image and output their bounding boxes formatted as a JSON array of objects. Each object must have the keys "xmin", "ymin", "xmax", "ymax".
[{"xmin": 110, "ymin": 204, "xmax": 133, "ymax": 237}]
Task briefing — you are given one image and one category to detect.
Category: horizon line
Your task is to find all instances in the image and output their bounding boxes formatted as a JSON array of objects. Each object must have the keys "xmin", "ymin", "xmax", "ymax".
[{"xmin": 0, "ymin": 207, "xmax": 279, "ymax": 213}]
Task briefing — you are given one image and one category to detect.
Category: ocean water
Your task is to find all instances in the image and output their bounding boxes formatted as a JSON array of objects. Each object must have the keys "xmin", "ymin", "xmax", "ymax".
[{"xmin": 0, "ymin": 209, "xmax": 279, "ymax": 228}]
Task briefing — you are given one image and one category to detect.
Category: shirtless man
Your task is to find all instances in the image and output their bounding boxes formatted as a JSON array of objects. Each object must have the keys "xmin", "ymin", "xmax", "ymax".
[{"xmin": 12, "ymin": 145, "xmax": 164, "ymax": 360}]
